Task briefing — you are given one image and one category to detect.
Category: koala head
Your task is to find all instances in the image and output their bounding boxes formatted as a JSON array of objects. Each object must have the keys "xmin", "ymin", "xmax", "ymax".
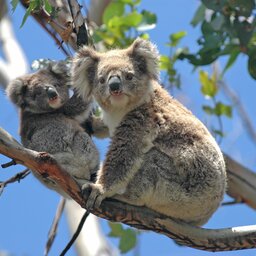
[
  {"xmin": 6, "ymin": 62, "xmax": 70, "ymax": 113},
  {"xmin": 72, "ymin": 38, "xmax": 159, "ymax": 110}
]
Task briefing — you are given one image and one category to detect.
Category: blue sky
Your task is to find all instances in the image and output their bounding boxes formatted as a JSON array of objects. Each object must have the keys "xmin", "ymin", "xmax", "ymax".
[{"xmin": 0, "ymin": 0, "xmax": 256, "ymax": 255}]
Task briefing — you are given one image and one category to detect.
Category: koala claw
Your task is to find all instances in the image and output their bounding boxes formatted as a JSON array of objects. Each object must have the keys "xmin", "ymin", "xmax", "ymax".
[{"xmin": 83, "ymin": 183, "xmax": 105, "ymax": 211}]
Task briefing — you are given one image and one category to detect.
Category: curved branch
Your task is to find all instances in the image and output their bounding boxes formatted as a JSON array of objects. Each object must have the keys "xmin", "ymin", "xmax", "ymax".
[
  {"xmin": 225, "ymin": 154, "xmax": 256, "ymax": 209},
  {"xmin": 0, "ymin": 127, "xmax": 256, "ymax": 252}
]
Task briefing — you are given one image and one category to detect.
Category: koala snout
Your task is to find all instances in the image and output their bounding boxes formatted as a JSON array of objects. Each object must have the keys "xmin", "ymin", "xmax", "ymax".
[
  {"xmin": 108, "ymin": 76, "xmax": 122, "ymax": 94},
  {"xmin": 46, "ymin": 87, "xmax": 58, "ymax": 100}
]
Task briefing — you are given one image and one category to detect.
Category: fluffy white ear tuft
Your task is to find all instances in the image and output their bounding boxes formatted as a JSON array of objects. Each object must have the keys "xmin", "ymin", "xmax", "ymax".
[
  {"xmin": 6, "ymin": 78, "xmax": 27, "ymax": 108},
  {"xmin": 128, "ymin": 38, "xmax": 160, "ymax": 80},
  {"xmin": 71, "ymin": 47, "xmax": 99, "ymax": 99}
]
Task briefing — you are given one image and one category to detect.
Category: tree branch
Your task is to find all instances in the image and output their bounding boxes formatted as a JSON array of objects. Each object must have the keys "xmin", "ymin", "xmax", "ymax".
[
  {"xmin": 225, "ymin": 154, "xmax": 256, "ymax": 209},
  {"xmin": 0, "ymin": 0, "xmax": 28, "ymax": 88},
  {"xmin": 219, "ymin": 80, "xmax": 256, "ymax": 144},
  {"xmin": 45, "ymin": 197, "xmax": 66, "ymax": 256},
  {"xmin": 65, "ymin": 200, "xmax": 117, "ymax": 255},
  {"xmin": 0, "ymin": 127, "xmax": 256, "ymax": 252}
]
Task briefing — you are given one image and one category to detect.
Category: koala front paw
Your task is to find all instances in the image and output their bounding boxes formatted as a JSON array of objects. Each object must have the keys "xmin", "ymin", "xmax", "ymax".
[{"xmin": 82, "ymin": 183, "xmax": 106, "ymax": 211}]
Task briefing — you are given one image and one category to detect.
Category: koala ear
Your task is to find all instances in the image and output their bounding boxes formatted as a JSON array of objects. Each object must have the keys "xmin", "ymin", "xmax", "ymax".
[
  {"xmin": 50, "ymin": 61, "xmax": 69, "ymax": 75},
  {"xmin": 47, "ymin": 61, "xmax": 70, "ymax": 85},
  {"xmin": 128, "ymin": 38, "xmax": 160, "ymax": 81},
  {"xmin": 71, "ymin": 47, "xmax": 99, "ymax": 99},
  {"xmin": 6, "ymin": 78, "xmax": 27, "ymax": 108}
]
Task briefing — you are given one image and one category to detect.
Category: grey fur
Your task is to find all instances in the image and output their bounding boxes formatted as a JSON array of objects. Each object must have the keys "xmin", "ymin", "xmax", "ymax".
[
  {"xmin": 6, "ymin": 63, "xmax": 99, "ymax": 196},
  {"xmin": 72, "ymin": 38, "xmax": 227, "ymax": 225}
]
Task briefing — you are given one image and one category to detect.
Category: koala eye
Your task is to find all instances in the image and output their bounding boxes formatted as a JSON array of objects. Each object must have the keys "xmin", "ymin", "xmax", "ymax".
[
  {"xmin": 99, "ymin": 77, "xmax": 105, "ymax": 84},
  {"xmin": 125, "ymin": 72, "xmax": 133, "ymax": 80}
]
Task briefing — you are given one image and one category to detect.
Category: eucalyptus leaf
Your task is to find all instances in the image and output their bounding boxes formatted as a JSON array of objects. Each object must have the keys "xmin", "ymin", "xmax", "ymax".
[
  {"xmin": 199, "ymin": 70, "xmax": 218, "ymax": 98},
  {"xmin": 108, "ymin": 222, "xmax": 124, "ymax": 237},
  {"xmin": 248, "ymin": 52, "xmax": 256, "ymax": 80},
  {"xmin": 119, "ymin": 229, "xmax": 137, "ymax": 253},
  {"xmin": 214, "ymin": 102, "xmax": 232, "ymax": 117},
  {"xmin": 170, "ymin": 31, "xmax": 187, "ymax": 47},
  {"xmin": 191, "ymin": 4, "xmax": 206, "ymax": 27},
  {"xmin": 103, "ymin": 2, "xmax": 125, "ymax": 25},
  {"xmin": 221, "ymin": 48, "xmax": 240, "ymax": 77},
  {"xmin": 11, "ymin": 0, "xmax": 19, "ymax": 12}
]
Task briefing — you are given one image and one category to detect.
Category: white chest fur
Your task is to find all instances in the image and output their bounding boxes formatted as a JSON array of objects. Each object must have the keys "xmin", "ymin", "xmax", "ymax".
[{"xmin": 102, "ymin": 109, "xmax": 126, "ymax": 136}]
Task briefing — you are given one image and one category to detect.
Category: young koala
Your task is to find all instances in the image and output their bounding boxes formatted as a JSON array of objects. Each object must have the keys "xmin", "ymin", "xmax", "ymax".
[
  {"xmin": 72, "ymin": 38, "xmax": 227, "ymax": 225},
  {"xmin": 6, "ymin": 62, "xmax": 100, "ymax": 196}
]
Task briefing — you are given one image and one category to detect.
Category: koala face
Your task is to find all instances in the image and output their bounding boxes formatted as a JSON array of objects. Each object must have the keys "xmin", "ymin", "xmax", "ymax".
[
  {"xmin": 6, "ymin": 63, "xmax": 70, "ymax": 113},
  {"xmin": 72, "ymin": 38, "xmax": 160, "ymax": 110}
]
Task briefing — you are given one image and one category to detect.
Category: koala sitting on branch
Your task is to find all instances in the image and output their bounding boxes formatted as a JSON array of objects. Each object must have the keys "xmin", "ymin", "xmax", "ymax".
[
  {"xmin": 72, "ymin": 38, "xmax": 227, "ymax": 226},
  {"xmin": 6, "ymin": 62, "xmax": 100, "ymax": 196}
]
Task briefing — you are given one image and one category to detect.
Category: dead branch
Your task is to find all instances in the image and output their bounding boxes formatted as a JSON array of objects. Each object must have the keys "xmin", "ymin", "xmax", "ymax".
[
  {"xmin": 19, "ymin": 0, "xmax": 90, "ymax": 51},
  {"xmin": 0, "ymin": 168, "xmax": 30, "ymax": 195},
  {"xmin": 45, "ymin": 197, "xmax": 66, "ymax": 256},
  {"xmin": 0, "ymin": 127, "xmax": 256, "ymax": 252},
  {"xmin": 60, "ymin": 210, "xmax": 90, "ymax": 255},
  {"xmin": 218, "ymin": 80, "xmax": 256, "ymax": 144},
  {"xmin": 65, "ymin": 200, "xmax": 117, "ymax": 255}
]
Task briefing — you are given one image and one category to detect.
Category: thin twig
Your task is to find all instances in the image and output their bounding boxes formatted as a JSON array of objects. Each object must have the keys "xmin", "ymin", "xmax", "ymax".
[
  {"xmin": 44, "ymin": 197, "xmax": 66, "ymax": 256},
  {"xmin": 60, "ymin": 210, "xmax": 90, "ymax": 256},
  {"xmin": 0, "ymin": 168, "xmax": 30, "ymax": 195},
  {"xmin": 1, "ymin": 159, "xmax": 16, "ymax": 168},
  {"xmin": 222, "ymin": 200, "xmax": 244, "ymax": 206},
  {"xmin": 31, "ymin": 17, "xmax": 70, "ymax": 57},
  {"xmin": 218, "ymin": 80, "xmax": 256, "ymax": 144}
]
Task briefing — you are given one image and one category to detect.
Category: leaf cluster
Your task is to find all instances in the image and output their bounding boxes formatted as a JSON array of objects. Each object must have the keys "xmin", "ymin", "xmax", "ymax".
[
  {"xmin": 179, "ymin": 0, "xmax": 256, "ymax": 79},
  {"xmin": 108, "ymin": 222, "xmax": 138, "ymax": 254},
  {"xmin": 93, "ymin": 0, "xmax": 157, "ymax": 47}
]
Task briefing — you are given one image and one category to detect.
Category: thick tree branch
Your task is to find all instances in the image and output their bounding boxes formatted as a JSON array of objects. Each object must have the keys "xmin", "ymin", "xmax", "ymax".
[
  {"xmin": 88, "ymin": 0, "xmax": 111, "ymax": 26},
  {"xmin": 225, "ymin": 154, "xmax": 256, "ymax": 209},
  {"xmin": 0, "ymin": 127, "xmax": 256, "ymax": 252},
  {"xmin": 0, "ymin": 0, "xmax": 28, "ymax": 88}
]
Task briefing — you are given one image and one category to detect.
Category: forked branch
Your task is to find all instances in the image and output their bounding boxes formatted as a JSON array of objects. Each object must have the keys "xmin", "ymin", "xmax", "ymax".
[{"xmin": 0, "ymin": 127, "xmax": 256, "ymax": 252}]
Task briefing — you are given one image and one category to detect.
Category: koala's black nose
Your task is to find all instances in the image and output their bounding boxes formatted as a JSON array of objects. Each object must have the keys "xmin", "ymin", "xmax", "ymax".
[
  {"xmin": 46, "ymin": 87, "xmax": 58, "ymax": 99},
  {"xmin": 108, "ymin": 76, "xmax": 121, "ymax": 92}
]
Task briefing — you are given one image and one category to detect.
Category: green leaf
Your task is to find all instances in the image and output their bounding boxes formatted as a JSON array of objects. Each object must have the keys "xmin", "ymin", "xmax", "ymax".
[
  {"xmin": 191, "ymin": 4, "xmax": 206, "ymax": 27},
  {"xmin": 108, "ymin": 222, "xmax": 124, "ymax": 237},
  {"xmin": 229, "ymin": 0, "xmax": 255, "ymax": 17},
  {"xmin": 201, "ymin": 0, "xmax": 226, "ymax": 11},
  {"xmin": 44, "ymin": 0, "xmax": 53, "ymax": 14},
  {"xmin": 122, "ymin": 12, "xmax": 143, "ymax": 27},
  {"xmin": 119, "ymin": 229, "xmax": 137, "ymax": 253},
  {"xmin": 202, "ymin": 105, "xmax": 215, "ymax": 115},
  {"xmin": 169, "ymin": 31, "xmax": 187, "ymax": 47},
  {"xmin": 212, "ymin": 129, "xmax": 224, "ymax": 137},
  {"xmin": 211, "ymin": 15, "xmax": 224, "ymax": 31},
  {"xmin": 120, "ymin": 0, "xmax": 141, "ymax": 5},
  {"xmin": 20, "ymin": 5, "xmax": 33, "ymax": 28},
  {"xmin": 221, "ymin": 48, "xmax": 240, "ymax": 77},
  {"xmin": 248, "ymin": 51, "xmax": 256, "ymax": 79},
  {"xmin": 199, "ymin": 70, "xmax": 218, "ymax": 98},
  {"xmin": 159, "ymin": 55, "xmax": 171, "ymax": 70},
  {"xmin": 103, "ymin": 2, "xmax": 125, "ymax": 25},
  {"xmin": 214, "ymin": 102, "xmax": 232, "ymax": 117},
  {"xmin": 11, "ymin": 0, "xmax": 19, "ymax": 12},
  {"xmin": 234, "ymin": 19, "xmax": 254, "ymax": 47},
  {"xmin": 137, "ymin": 10, "xmax": 157, "ymax": 31}
]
